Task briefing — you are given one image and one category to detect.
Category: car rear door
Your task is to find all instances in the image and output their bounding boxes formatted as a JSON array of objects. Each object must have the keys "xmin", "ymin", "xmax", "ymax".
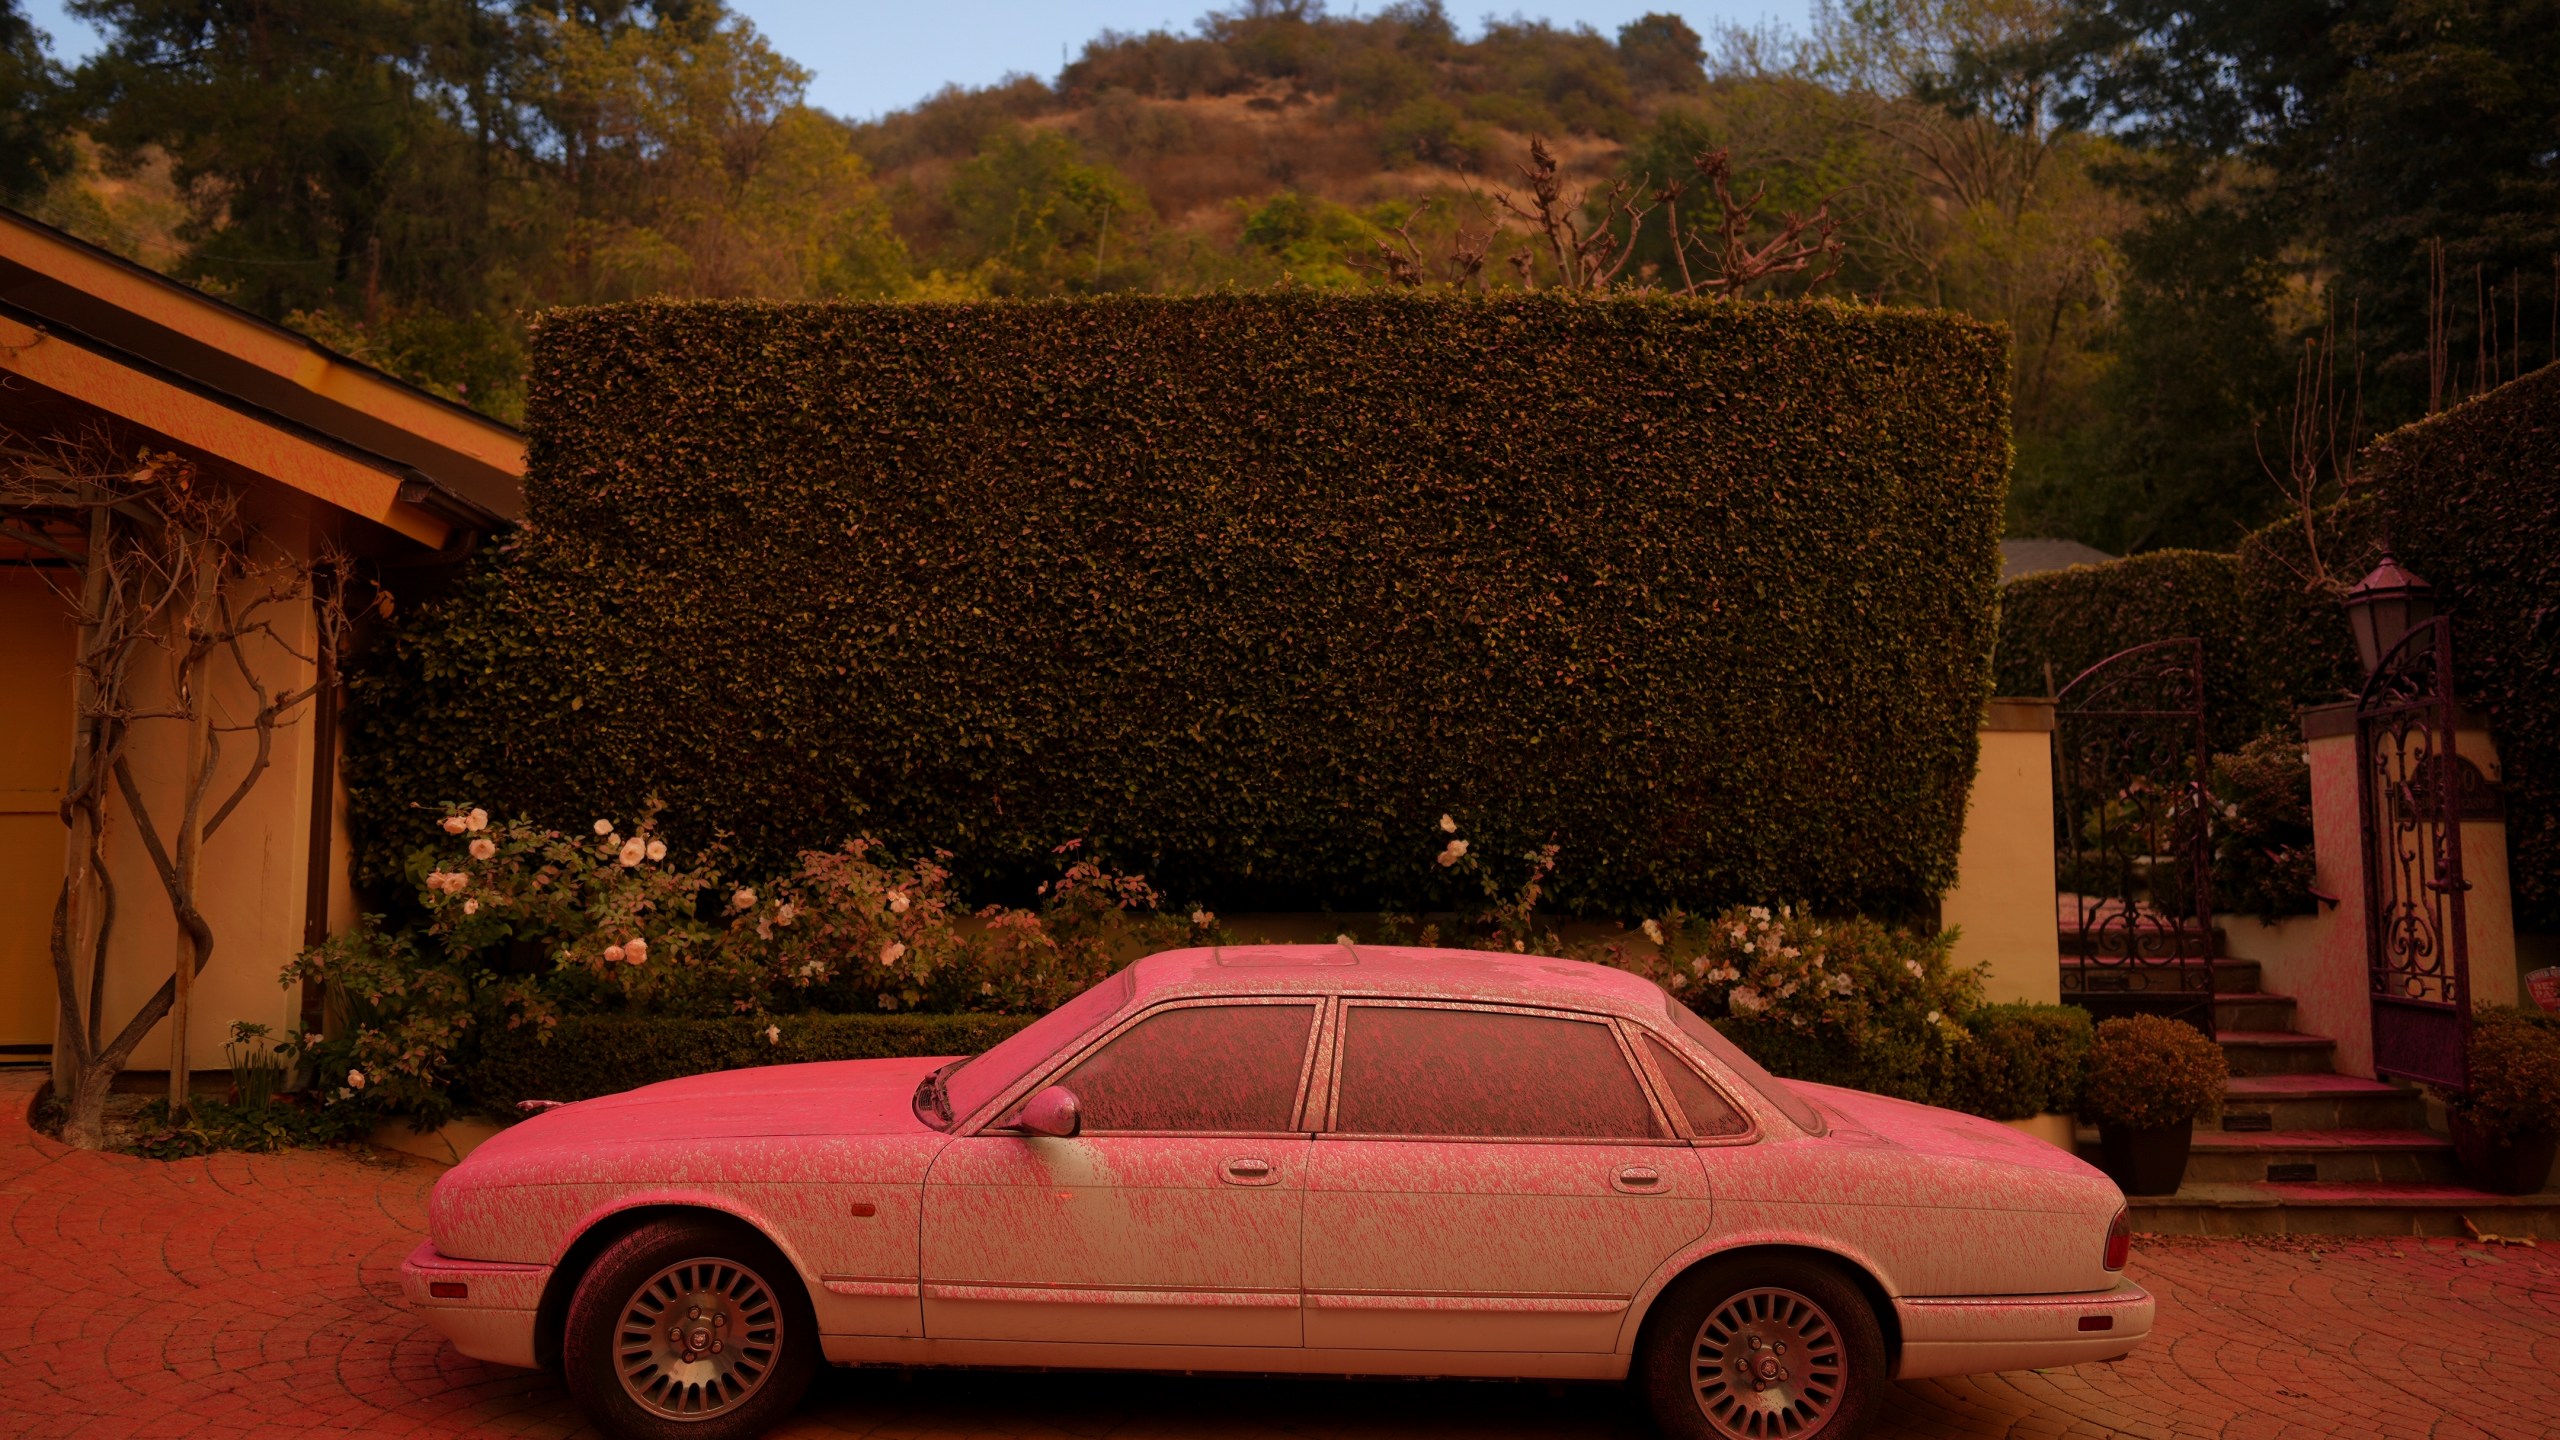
[
  {"xmin": 1302, "ymin": 1000, "xmax": 1714, "ymax": 1354},
  {"xmin": 921, "ymin": 996, "xmax": 1320, "ymax": 1348}
]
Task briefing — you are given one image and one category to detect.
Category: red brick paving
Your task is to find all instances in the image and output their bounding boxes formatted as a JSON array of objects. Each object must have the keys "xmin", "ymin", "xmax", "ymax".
[{"xmin": 3, "ymin": 1069, "xmax": 2554, "ymax": 1440}]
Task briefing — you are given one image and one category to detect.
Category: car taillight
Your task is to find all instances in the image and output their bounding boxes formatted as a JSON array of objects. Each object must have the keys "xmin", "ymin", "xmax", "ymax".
[{"xmin": 2103, "ymin": 1207, "xmax": 2131, "ymax": 1271}]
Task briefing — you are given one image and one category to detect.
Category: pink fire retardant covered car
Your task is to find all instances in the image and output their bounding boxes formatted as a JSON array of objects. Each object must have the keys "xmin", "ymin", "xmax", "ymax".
[{"xmin": 405, "ymin": 945, "xmax": 2148, "ymax": 1440}]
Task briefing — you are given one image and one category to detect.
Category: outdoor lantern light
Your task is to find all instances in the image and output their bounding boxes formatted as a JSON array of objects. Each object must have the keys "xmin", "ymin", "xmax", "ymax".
[{"xmin": 2343, "ymin": 552, "xmax": 2438, "ymax": 676}]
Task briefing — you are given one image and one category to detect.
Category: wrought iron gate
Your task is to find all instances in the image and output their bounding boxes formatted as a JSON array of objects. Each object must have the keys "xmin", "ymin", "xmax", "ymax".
[
  {"xmin": 2053, "ymin": 639, "xmax": 2217, "ymax": 1034},
  {"xmin": 2357, "ymin": 617, "xmax": 2471, "ymax": 1091}
]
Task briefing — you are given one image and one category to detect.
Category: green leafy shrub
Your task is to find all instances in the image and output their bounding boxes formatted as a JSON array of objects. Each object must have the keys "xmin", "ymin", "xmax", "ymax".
[
  {"xmin": 346, "ymin": 293, "xmax": 2010, "ymax": 920},
  {"xmin": 2205, "ymin": 730, "xmax": 2321, "ymax": 922},
  {"xmin": 2080, "ymin": 1015, "xmax": 2226, "ymax": 1129},
  {"xmin": 2453, "ymin": 1006, "xmax": 2560, "ymax": 1144},
  {"xmin": 1603, "ymin": 904, "xmax": 1985, "ymax": 1106},
  {"xmin": 1949, "ymin": 1004, "xmax": 2095, "ymax": 1119},
  {"xmin": 464, "ymin": 1012, "xmax": 1038, "ymax": 1110}
]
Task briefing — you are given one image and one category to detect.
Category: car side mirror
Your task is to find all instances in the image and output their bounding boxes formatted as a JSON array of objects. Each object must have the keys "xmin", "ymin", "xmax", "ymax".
[{"xmin": 1013, "ymin": 1085, "xmax": 1081, "ymax": 1138}]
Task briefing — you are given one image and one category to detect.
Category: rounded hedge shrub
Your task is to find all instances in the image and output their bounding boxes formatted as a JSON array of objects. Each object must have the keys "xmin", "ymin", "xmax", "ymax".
[
  {"xmin": 2455, "ymin": 1006, "xmax": 2560, "ymax": 1144},
  {"xmin": 2080, "ymin": 1014, "xmax": 2226, "ymax": 1130}
]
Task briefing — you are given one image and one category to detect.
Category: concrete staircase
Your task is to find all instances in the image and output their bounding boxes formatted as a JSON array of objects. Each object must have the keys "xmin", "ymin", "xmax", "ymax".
[{"xmin": 2066, "ymin": 957, "xmax": 2560, "ymax": 1237}]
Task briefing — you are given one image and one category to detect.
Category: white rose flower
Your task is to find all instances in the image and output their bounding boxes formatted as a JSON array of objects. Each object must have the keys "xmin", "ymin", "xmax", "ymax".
[
  {"xmin": 732, "ymin": 887, "xmax": 758, "ymax": 911},
  {"xmin": 441, "ymin": 815, "xmax": 468, "ymax": 835},
  {"xmin": 469, "ymin": 837, "xmax": 497, "ymax": 861},
  {"xmin": 603, "ymin": 943, "xmax": 625, "ymax": 963},
  {"xmin": 466, "ymin": 808, "xmax": 489, "ymax": 832},
  {"xmin": 645, "ymin": 838, "xmax": 668, "ymax": 862},
  {"xmin": 879, "ymin": 941, "xmax": 906, "ymax": 967},
  {"xmin": 624, "ymin": 937, "xmax": 649, "ymax": 963},
  {"xmin": 347, "ymin": 1069, "xmax": 367, "ymax": 1089},
  {"xmin": 774, "ymin": 902, "xmax": 798, "ymax": 926},
  {"xmin": 1437, "ymin": 839, "xmax": 1468, "ymax": 866},
  {"xmin": 1641, "ymin": 918, "xmax": 1665, "ymax": 945},
  {"xmin": 463, "ymin": 899, "xmax": 479, "ymax": 916},
  {"xmin": 1439, "ymin": 814, "xmax": 1458, "ymax": 833},
  {"xmin": 765, "ymin": 1024, "xmax": 782, "ymax": 1045},
  {"xmin": 1926, "ymin": 1010, "xmax": 1943, "ymax": 1025},
  {"xmin": 1904, "ymin": 959, "xmax": 1925, "ymax": 979},
  {"xmin": 1748, "ymin": 906, "xmax": 1771, "ymax": 923},
  {"xmin": 618, "ymin": 838, "xmax": 646, "ymax": 868},
  {"xmin": 1190, "ymin": 908, "xmax": 1214, "ymax": 928},
  {"xmin": 594, "ymin": 818, "xmax": 615, "ymax": 835},
  {"xmin": 887, "ymin": 890, "xmax": 910, "ymax": 914}
]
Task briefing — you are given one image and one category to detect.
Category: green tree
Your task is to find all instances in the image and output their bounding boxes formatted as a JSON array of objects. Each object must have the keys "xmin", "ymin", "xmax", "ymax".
[
  {"xmin": 944, "ymin": 128, "xmax": 1151, "ymax": 294},
  {"xmin": 1617, "ymin": 12, "xmax": 1707, "ymax": 94},
  {"xmin": 1, "ymin": 0, "xmax": 68, "ymax": 202}
]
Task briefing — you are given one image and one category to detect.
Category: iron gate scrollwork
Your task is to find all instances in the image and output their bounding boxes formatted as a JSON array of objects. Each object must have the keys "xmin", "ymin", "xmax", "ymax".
[
  {"xmin": 2357, "ymin": 616, "xmax": 2470, "ymax": 1092},
  {"xmin": 2053, "ymin": 639, "xmax": 2217, "ymax": 1035}
]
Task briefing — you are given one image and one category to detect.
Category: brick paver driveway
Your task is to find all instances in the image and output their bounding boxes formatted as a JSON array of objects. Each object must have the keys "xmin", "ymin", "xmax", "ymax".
[{"xmin": 5, "ymin": 1072, "xmax": 2554, "ymax": 1440}]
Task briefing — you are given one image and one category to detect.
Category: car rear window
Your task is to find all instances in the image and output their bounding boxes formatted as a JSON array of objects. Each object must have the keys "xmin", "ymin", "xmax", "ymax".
[
  {"xmin": 1054, "ymin": 1002, "xmax": 1318, "ymax": 1133},
  {"xmin": 1332, "ymin": 1005, "xmax": 1667, "ymax": 1140},
  {"xmin": 946, "ymin": 968, "xmax": 1133, "ymax": 1123},
  {"xmin": 1665, "ymin": 994, "xmax": 1828, "ymax": 1136}
]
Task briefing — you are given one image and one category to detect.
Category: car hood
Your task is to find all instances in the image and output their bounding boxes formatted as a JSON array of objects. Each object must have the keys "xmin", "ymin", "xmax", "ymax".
[
  {"xmin": 487, "ymin": 1055, "xmax": 954, "ymax": 1155},
  {"xmin": 1792, "ymin": 1081, "xmax": 2102, "ymax": 1179}
]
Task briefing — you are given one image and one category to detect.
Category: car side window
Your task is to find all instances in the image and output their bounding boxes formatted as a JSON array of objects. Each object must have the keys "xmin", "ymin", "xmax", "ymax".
[
  {"xmin": 1642, "ymin": 1033, "xmax": 1752, "ymax": 1137},
  {"xmin": 1056, "ymin": 1002, "xmax": 1317, "ymax": 1133},
  {"xmin": 1331, "ymin": 1005, "xmax": 1667, "ymax": 1140}
]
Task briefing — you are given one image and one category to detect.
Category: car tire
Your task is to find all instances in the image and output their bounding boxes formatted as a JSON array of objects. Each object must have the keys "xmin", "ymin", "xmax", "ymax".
[
  {"xmin": 561, "ymin": 1215, "xmax": 821, "ymax": 1440},
  {"xmin": 1638, "ymin": 1254, "xmax": 1885, "ymax": 1440}
]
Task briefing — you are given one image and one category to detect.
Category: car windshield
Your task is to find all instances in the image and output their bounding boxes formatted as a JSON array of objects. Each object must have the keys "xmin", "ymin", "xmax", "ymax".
[
  {"xmin": 921, "ymin": 967, "xmax": 1136, "ymax": 1129},
  {"xmin": 1664, "ymin": 992, "xmax": 1828, "ymax": 1136}
]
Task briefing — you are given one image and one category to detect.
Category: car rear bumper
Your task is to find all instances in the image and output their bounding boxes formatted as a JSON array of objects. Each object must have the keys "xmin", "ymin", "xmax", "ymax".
[
  {"xmin": 401, "ymin": 1240, "xmax": 550, "ymax": 1369},
  {"xmin": 1891, "ymin": 1277, "xmax": 2153, "ymax": 1380}
]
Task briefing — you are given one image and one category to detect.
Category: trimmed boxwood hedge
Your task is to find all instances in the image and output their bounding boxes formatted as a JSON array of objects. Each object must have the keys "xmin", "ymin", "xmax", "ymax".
[
  {"xmin": 463, "ymin": 1012, "xmax": 1037, "ymax": 1111},
  {"xmin": 348, "ymin": 293, "xmax": 2010, "ymax": 916},
  {"xmin": 1992, "ymin": 550, "xmax": 2274, "ymax": 749}
]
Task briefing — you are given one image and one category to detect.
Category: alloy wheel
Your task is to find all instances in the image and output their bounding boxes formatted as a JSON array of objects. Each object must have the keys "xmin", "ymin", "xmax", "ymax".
[
  {"xmin": 612, "ymin": 1256, "xmax": 786, "ymax": 1421},
  {"xmin": 1688, "ymin": 1285, "xmax": 1847, "ymax": 1438}
]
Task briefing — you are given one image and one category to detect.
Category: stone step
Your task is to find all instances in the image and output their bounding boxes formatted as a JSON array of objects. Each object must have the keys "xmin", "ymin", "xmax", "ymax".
[
  {"xmin": 2061, "ymin": 957, "xmax": 2261, "ymax": 995},
  {"xmin": 2220, "ymin": 1074, "xmax": 2431, "ymax": 1131},
  {"xmin": 2080, "ymin": 1129, "xmax": 2460, "ymax": 1185},
  {"xmin": 2217, "ymin": 1029, "xmax": 2338, "ymax": 1077},
  {"xmin": 2214, "ymin": 993, "xmax": 2297, "ymax": 1032},
  {"xmin": 2129, "ymin": 1182, "xmax": 2560, "ymax": 1239}
]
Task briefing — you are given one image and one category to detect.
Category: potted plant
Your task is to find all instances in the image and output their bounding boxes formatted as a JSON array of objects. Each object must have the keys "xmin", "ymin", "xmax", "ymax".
[
  {"xmin": 2446, "ymin": 1007, "xmax": 2560, "ymax": 1195},
  {"xmin": 2080, "ymin": 1014, "xmax": 2226, "ymax": 1195}
]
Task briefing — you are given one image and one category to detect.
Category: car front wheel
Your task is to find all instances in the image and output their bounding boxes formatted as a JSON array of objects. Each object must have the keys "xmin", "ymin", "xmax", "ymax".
[
  {"xmin": 562, "ymin": 1215, "xmax": 820, "ymax": 1440},
  {"xmin": 1638, "ymin": 1255, "xmax": 1884, "ymax": 1440}
]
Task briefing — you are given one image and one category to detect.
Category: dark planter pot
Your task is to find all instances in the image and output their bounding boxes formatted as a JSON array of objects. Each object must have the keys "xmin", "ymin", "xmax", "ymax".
[
  {"xmin": 2448, "ymin": 1110, "xmax": 2558, "ymax": 1196},
  {"xmin": 2096, "ymin": 1121, "xmax": 2194, "ymax": 1196}
]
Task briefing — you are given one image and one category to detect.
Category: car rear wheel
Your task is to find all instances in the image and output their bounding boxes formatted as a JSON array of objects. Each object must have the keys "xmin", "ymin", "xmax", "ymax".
[
  {"xmin": 1638, "ymin": 1255, "xmax": 1884, "ymax": 1440},
  {"xmin": 562, "ymin": 1216, "xmax": 819, "ymax": 1440}
]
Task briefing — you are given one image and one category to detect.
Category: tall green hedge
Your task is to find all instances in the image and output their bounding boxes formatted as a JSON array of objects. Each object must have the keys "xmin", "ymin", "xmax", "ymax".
[
  {"xmin": 348, "ymin": 294, "xmax": 2010, "ymax": 915},
  {"xmin": 1993, "ymin": 362, "xmax": 2558, "ymax": 930},
  {"xmin": 2362, "ymin": 364, "xmax": 2560, "ymax": 931},
  {"xmin": 1993, "ymin": 549, "xmax": 2280, "ymax": 750}
]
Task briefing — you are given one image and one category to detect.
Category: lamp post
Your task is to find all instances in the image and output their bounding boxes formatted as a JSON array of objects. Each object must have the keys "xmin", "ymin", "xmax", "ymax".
[{"xmin": 2343, "ymin": 553, "xmax": 2438, "ymax": 677}]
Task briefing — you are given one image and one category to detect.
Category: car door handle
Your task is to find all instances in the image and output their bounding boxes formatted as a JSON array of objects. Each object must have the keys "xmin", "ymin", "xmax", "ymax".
[
  {"xmin": 1613, "ymin": 1164, "xmax": 1665, "ymax": 1194},
  {"xmin": 1222, "ymin": 1157, "xmax": 1278, "ymax": 1186}
]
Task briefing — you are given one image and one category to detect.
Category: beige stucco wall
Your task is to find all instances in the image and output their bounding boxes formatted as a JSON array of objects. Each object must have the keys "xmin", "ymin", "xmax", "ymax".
[
  {"xmin": 1943, "ymin": 699, "xmax": 2061, "ymax": 1005},
  {"xmin": 63, "ymin": 500, "xmax": 322, "ymax": 1073},
  {"xmin": 2272, "ymin": 705, "xmax": 2521, "ymax": 1078}
]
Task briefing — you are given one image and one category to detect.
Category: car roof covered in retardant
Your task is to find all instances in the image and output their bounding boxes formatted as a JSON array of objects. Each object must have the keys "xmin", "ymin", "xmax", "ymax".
[{"xmin": 1129, "ymin": 943, "xmax": 1667, "ymax": 1018}]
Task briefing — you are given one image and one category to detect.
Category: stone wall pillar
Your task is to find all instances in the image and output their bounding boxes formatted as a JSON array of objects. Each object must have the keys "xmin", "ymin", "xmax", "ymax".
[
  {"xmin": 2291, "ymin": 701, "xmax": 2520, "ymax": 1080},
  {"xmin": 1944, "ymin": 699, "xmax": 2061, "ymax": 1005}
]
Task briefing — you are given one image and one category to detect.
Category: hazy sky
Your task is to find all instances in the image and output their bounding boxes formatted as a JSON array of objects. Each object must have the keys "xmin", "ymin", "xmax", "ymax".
[{"xmin": 20, "ymin": 2, "xmax": 1811, "ymax": 121}]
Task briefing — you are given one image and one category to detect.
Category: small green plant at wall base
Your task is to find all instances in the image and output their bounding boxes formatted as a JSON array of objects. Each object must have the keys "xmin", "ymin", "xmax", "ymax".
[
  {"xmin": 223, "ymin": 1022, "xmax": 286, "ymax": 1109},
  {"xmin": 2206, "ymin": 731, "xmax": 2321, "ymax": 923},
  {"xmin": 2452, "ymin": 1007, "xmax": 2560, "ymax": 1145},
  {"xmin": 2080, "ymin": 1015, "xmax": 2226, "ymax": 1130}
]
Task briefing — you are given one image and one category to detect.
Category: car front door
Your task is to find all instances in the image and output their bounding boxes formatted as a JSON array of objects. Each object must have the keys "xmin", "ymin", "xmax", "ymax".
[
  {"xmin": 921, "ymin": 996, "xmax": 1319, "ymax": 1348},
  {"xmin": 1303, "ymin": 1000, "xmax": 1713, "ymax": 1354}
]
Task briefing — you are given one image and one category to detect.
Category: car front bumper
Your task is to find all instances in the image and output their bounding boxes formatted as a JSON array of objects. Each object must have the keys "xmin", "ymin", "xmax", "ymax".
[
  {"xmin": 1891, "ymin": 1276, "xmax": 2154, "ymax": 1380},
  {"xmin": 401, "ymin": 1240, "xmax": 550, "ymax": 1369}
]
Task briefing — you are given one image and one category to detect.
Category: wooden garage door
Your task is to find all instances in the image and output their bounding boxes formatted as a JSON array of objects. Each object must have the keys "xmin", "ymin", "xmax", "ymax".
[{"xmin": 0, "ymin": 571, "xmax": 75, "ymax": 1050}]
